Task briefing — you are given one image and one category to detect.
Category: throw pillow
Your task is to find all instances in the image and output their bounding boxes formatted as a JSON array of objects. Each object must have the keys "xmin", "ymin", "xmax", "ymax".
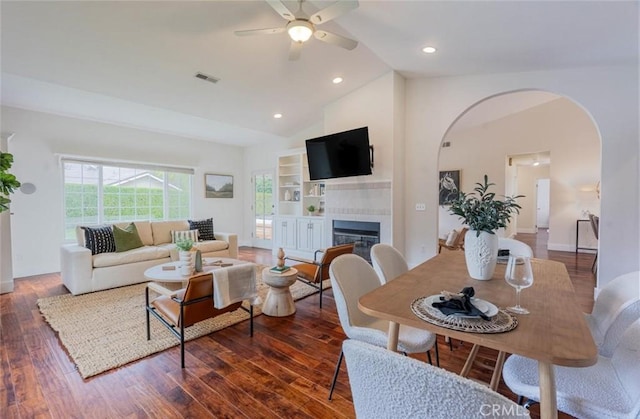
[
  {"xmin": 82, "ymin": 225, "xmax": 116, "ymax": 255},
  {"xmin": 188, "ymin": 218, "xmax": 216, "ymax": 241},
  {"xmin": 171, "ymin": 229, "xmax": 199, "ymax": 243},
  {"xmin": 445, "ymin": 229, "xmax": 459, "ymax": 246},
  {"xmin": 113, "ymin": 223, "xmax": 144, "ymax": 252}
]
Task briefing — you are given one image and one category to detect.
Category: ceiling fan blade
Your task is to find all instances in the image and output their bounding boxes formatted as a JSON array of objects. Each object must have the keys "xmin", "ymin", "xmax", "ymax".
[
  {"xmin": 309, "ymin": 0, "xmax": 359, "ymax": 25},
  {"xmin": 234, "ymin": 27, "xmax": 286, "ymax": 37},
  {"xmin": 289, "ymin": 41, "xmax": 303, "ymax": 61},
  {"xmin": 266, "ymin": 0, "xmax": 296, "ymax": 21},
  {"xmin": 314, "ymin": 30, "xmax": 358, "ymax": 50}
]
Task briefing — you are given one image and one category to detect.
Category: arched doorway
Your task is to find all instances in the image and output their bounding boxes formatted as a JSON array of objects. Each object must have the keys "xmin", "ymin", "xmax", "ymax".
[{"xmin": 437, "ymin": 90, "xmax": 601, "ymax": 257}]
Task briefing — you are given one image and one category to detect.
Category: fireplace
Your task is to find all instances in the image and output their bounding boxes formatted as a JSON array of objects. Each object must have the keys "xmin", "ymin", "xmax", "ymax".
[{"xmin": 333, "ymin": 220, "xmax": 381, "ymax": 263}]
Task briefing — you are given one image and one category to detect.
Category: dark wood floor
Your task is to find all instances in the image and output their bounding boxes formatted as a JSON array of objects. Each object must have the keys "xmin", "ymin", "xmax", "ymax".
[{"xmin": 1, "ymin": 230, "xmax": 595, "ymax": 418}]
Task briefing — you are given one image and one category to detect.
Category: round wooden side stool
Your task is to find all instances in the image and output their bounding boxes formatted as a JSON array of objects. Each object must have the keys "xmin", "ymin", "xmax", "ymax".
[{"xmin": 261, "ymin": 267, "xmax": 298, "ymax": 317}]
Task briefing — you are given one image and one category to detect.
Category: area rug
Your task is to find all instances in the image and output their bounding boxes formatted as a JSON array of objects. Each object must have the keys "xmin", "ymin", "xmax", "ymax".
[{"xmin": 37, "ymin": 266, "xmax": 329, "ymax": 379}]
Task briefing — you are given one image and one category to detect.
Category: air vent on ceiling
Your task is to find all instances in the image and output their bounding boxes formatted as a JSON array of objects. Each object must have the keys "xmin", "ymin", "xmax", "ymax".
[
  {"xmin": 195, "ymin": 72, "xmax": 220, "ymax": 84},
  {"xmin": 442, "ymin": 141, "xmax": 451, "ymax": 148}
]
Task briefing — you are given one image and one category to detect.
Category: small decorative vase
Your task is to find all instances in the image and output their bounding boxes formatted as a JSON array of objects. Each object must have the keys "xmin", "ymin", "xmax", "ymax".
[
  {"xmin": 464, "ymin": 230, "xmax": 499, "ymax": 280},
  {"xmin": 277, "ymin": 247, "xmax": 285, "ymax": 269},
  {"xmin": 179, "ymin": 250, "xmax": 194, "ymax": 275}
]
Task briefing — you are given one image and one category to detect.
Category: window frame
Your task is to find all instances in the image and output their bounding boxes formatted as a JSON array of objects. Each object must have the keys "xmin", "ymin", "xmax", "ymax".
[{"xmin": 61, "ymin": 156, "xmax": 194, "ymax": 242}]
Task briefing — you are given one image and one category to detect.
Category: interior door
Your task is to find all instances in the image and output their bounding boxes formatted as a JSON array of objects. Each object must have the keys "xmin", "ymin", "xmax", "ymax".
[
  {"xmin": 252, "ymin": 171, "xmax": 273, "ymax": 249},
  {"xmin": 536, "ymin": 178, "xmax": 550, "ymax": 229}
]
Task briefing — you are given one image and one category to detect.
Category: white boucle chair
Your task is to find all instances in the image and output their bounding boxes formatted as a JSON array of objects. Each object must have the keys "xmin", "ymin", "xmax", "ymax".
[
  {"xmin": 498, "ymin": 237, "xmax": 534, "ymax": 257},
  {"xmin": 343, "ymin": 339, "xmax": 530, "ymax": 419},
  {"xmin": 586, "ymin": 270, "xmax": 640, "ymax": 356},
  {"xmin": 502, "ymin": 319, "xmax": 640, "ymax": 419},
  {"xmin": 371, "ymin": 243, "xmax": 445, "ymax": 359},
  {"xmin": 328, "ymin": 254, "xmax": 438, "ymax": 400},
  {"xmin": 370, "ymin": 243, "xmax": 409, "ymax": 284}
]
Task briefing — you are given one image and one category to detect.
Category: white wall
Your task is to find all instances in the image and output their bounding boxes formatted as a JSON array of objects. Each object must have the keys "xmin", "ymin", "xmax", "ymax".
[
  {"xmin": 2, "ymin": 106, "xmax": 247, "ymax": 278},
  {"xmin": 437, "ymin": 97, "xmax": 600, "ymax": 251},
  {"xmin": 405, "ymin": 65, "xmax": 639, "ymax": 288},
  {"xmin": 323, "ymin": 71, "xmax": 404, "ymax": 247},
  {"xmin": 516, "ymin": 164, "xmax": 551, "ymax": 233}
]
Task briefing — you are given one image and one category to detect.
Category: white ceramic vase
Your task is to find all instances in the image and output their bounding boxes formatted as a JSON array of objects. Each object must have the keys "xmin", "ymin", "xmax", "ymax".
[
  {"xmin": 464, "ymin": 230, "xmax": 498, "ymax": 280},
  {"xmin": 179, "ymin": 250, "xmax": 194, "ymax": 276}
]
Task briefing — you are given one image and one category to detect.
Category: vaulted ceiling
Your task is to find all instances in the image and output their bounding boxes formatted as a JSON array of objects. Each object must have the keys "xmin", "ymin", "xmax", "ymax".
[{"xmin": 1, "ymin": 1, "xmax": 637, "ymax": 146}]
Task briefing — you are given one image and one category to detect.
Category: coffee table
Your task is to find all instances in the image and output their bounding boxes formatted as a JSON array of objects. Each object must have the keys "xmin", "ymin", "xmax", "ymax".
[{"xmin": 144, "ymin": 258, "xmax": 252, "ymax": 290}]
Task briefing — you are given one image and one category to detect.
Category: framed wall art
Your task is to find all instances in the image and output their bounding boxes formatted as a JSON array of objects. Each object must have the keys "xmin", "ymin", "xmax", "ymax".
[
  {"xmin": 205, "ymin": 174, "xmax": 233, "ymax": 198},
  {"xmin": 439, "ymin": 170, "xmax": 460, "ymax": 205}
]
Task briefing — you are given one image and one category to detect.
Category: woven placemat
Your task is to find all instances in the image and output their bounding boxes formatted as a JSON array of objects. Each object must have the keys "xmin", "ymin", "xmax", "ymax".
[{"xmin": 411, "ymin": 296, "xmax": 518, "ymax": 334}]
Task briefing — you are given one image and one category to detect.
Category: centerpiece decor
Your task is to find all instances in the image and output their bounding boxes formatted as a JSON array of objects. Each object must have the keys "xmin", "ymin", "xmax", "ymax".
[
  {"xmin": 175, "ymin": 238, "xmax": 195, "ymax": 276},
  {"xmin": 448, "ymin": 175, "xmax": 522, "ymax": 280}
]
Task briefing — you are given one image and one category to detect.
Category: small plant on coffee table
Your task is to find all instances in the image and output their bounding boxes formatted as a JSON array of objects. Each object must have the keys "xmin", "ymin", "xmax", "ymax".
[{"xmin": 175, "ymin": 238, "xmax": 194, "ymax": 252}]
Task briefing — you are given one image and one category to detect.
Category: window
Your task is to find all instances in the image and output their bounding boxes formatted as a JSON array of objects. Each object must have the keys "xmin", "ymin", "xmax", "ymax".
[{"xmin": 63, "ymin": 158, "xmax": 192, "ymax": 240}]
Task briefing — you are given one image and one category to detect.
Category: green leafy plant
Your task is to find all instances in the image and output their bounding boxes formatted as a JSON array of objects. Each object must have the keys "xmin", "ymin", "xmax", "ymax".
[
  {"xmin": 448, "ymin": 175, "xmax": 523, "ymax": 236},
  {"xmin": 175, "ymin": 238, "xmax": 194, "ymax": 252},
  {"xmin": 0, "ymin": 152, "xmax": 21, "ymax": 213},
  {"xmin": 307, "ymin": 205, "xmax": 316, "ymax": 213}
]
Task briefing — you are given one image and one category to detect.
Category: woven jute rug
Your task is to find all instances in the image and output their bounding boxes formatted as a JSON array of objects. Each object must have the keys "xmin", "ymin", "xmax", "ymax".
[{"xmin": 37, "ymin": 266, "xmax": 329, "ymax": 379}]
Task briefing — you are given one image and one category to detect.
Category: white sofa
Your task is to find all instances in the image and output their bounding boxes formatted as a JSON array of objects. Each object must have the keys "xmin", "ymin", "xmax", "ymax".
[{"xmin": 61, "ymin": 220, "xmax": 238, "ymax": 295}]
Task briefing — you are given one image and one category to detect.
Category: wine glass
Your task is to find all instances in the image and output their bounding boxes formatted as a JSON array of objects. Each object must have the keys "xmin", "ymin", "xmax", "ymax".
[{"xmin": 504, "ymin": 254, "xmax": 534, "ymax": 314}]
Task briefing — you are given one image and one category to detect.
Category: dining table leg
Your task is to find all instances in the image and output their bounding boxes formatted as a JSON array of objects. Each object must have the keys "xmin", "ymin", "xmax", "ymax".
[
  {"xmin": 538, "ymin": 361, "xmax": 558, "ymax": 419},
  {"xmin": 387, "ymin": 321, "xmax": 399, "ymax": 351}
]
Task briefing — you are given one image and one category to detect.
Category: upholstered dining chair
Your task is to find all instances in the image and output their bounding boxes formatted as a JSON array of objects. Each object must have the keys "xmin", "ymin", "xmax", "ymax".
[
  {"xmin": 589, "ymin": 214, "xmax": 600, "ymax": 273},
  {"xmin": 438, "ymin": 227, "xmax": 468, "ymax": 253},
  {"xmin": 497, "ymin": 237, "xmax": 534, "ymax": 257},
  {"xmin": 328, "ymin": 254, "xmax": 439, "ymax": 400},
  {"xmin": 285, "ymin": 242, "xmax": 355, "ymax": 308},
  {"xmin": 371, "ymin": 243, "xmax": 448, "ymax": 359},
  {"xmin": 343, "ymin": 339, "xmax": 529, "ymax": 419},
  {"xmin": 145, "ymin": 272, "xmax": 253, "ymax": 368},
  {"xmin": 585, "ymin": 270, "xmax": 640, "ymax": 357},
  {"xmin": 370, "ymin": 243, "xmax": 409, "ymax": 284},
  {"xmin": 503, "ymin": 319, "xmax": 640, "ymax": 419}
]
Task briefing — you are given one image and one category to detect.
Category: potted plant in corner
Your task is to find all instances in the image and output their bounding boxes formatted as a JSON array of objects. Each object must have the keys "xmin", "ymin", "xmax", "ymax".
[
  {"xmin": 0, "ymin": 151, "xmax": 21, "ymax": 213},
  {"xmin": 448, "ymin": 175, "xmax": 523, "ymax": 280},
  {"xmin": 307, "ymin": 205, "xmax": 316, "ymax": 216}
]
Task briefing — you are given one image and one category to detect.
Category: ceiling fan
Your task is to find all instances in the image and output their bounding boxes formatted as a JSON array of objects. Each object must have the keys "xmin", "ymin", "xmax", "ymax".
[{"xmin": 235, "ymin": 0, "xmax": 359, "ymax": 60}]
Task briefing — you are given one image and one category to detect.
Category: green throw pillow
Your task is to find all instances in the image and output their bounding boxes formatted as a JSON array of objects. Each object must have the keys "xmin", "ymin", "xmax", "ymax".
[{"xmin": 113, "ymin": 223, "xmax": 144, "ymax": 252}]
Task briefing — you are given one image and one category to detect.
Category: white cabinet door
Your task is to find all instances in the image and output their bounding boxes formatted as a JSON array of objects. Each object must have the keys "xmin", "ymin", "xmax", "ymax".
[
  {"xmin": 274, "ymin": 217, "xmax": 297, "ymax": 249},
  {"xmin": 297, "ymin": 218, "xmax": 324, "ymax": 252}
]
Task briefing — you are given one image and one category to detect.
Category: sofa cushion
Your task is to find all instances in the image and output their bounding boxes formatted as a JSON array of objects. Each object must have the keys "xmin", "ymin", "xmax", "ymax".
[
  {"xmin": 188, "ymin": 218, "xmax": 216, "ymax": 241},
  {"xmin": 113, "ymin": 223, "xmax": 144, "ymax": 252},
  {"xmin": 113, "ymin": 221, "xmax": 153, "ymax": 246},
  {"xmin": 82, "ymin": 225, "xmax": 116, "ymax": 255},
  {"xmin": 193, "ymin": 240, "xmax": 229, "ymax": 253},
  {"xmin": 93, "ymin": 245, "xmax": 171, "ymax": 268},
  {"xmin": 151, "ymin": 220, "xmax": 190, "ymax": 245}
]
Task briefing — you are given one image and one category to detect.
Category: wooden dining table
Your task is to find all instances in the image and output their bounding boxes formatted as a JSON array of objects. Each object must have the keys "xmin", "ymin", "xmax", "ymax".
[{"xmin": 358, "ymin": 251, "xmax": 597, "ymax": 419}]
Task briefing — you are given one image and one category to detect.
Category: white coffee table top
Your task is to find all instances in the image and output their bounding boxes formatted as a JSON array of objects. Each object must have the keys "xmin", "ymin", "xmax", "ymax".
[{"xmin": 144, "ymin": 258, "xmax": 251, "ymax": 282}]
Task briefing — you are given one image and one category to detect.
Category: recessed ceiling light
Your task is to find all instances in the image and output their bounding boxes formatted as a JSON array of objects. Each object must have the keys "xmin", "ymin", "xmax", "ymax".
[
  {"xmin": 273, "ymin": 113, "xmax": 283, "ymax": 119},
  {"xmin": 422, "ymin": 46, "xmax": 437, "ymax": 54},
  {"xmin": 332, "ymin": 77, "xmax": 343, "ymax": 84}
]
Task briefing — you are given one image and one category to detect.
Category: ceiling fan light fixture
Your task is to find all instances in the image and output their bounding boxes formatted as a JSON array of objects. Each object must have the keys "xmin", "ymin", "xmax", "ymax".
[{"xmin": 287, "ymin": 20, "xmax": 314, "ymax": 42}]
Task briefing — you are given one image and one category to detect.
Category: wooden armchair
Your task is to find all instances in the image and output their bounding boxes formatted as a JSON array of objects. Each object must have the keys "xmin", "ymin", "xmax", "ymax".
[
  {"xmin": 438, "ymin": 227, "xmax": 468, "ymax": 253},
  {"xmin": 145, "ymin": 272, "xmax": 253, "ymax": 368},
  {"xmin": 285, "ymin": 243, "xmax": 355, "ymax": 308}
]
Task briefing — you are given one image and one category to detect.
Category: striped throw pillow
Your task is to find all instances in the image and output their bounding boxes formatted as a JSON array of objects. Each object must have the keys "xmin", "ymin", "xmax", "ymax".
[{"xmin": 171, "ymin": 229, "xmax": 199, "ymax": 243}]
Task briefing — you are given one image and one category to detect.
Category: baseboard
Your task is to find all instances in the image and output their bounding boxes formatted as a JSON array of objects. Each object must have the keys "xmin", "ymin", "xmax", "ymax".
[
  {"xmin": 517, "ymin": 228, "xmax": 537, "ymax": 234},
  {"xmin": 0, "ymin": 280, "xmax": 14, "ymax": 294},
  {"xmin": 546, "ymin": 243, "xmax": 575, "ymax": 252}
]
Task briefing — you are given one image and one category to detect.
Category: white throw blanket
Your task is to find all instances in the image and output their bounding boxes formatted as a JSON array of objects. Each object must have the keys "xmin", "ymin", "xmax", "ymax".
[{"xmin": 211, "ymin": 263, "xmax": 261, "ymax": 309}]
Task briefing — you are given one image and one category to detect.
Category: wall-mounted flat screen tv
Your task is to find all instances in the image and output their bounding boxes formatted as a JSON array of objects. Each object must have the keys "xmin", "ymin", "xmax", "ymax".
[{"xmin": 305, "ymin": 126, "xmax": 372, "ymax": 181}]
